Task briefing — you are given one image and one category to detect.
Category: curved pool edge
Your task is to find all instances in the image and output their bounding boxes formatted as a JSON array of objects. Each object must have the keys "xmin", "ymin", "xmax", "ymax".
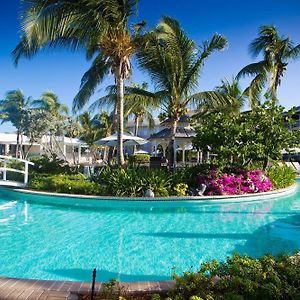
[
  {"xmin": 11, "ymin": 183, "xmax": 298, "ymax": 202},
  {"xmin": 0, "ymin": 276, "xmax": 174, "ymax": 296}
]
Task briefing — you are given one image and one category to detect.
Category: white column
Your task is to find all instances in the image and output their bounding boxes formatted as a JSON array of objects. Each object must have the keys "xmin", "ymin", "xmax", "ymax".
[
  {"xmin": 207, "ymin": 151, "xmax": 210, "ymax": 162},
  {"xmin": 3, "ymin": 160, "xmax": 7, "ymax": 181},
  {"xmin": 5, "ymin": 144, "xmax": 9, "ymax": 155},
  {"xmin": 154, "ymin": 141, "xmax": 157, "ymax": 157},
  {"xmin": 182, "ymin": 148, "xmax": 185, "ymax": 164},
  {"xmin": 162, "ymin": 144, "xmax": 166, "ymax": 157},
  {"xmin": 24, "ymin": 162, "xmax": 29, "ymax": 185},
  {"xmin": 200, "ymin": 151, "xmax": 203, "ymax": 164},
  {"xmin": 78, "ymin": 146, "xmax": 81, "ymax": 163},
  {"xmin": 63, "ymin": 144, "xmax": 67, "ymax": 157},
  {"xmin": 173, "ymin": 139, "xmax": 177, "ymax": 168}
]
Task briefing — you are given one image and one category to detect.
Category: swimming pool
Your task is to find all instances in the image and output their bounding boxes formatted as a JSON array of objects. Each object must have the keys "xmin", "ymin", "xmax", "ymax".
[{"xmin": 0, "ymin": 182, "xmax": 299, "ymax": 282}]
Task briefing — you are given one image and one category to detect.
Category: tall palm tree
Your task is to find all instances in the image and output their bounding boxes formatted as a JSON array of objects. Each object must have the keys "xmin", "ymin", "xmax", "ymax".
[
  {"xmin": 0, "ymin": 90, "xmax": 33, "ymax": 158},
  {"xmin": 13, "ymin": 0, "xmax": 145, "ymax": 167},
  {"xmin": 237, "ymin": 25, "xmax": 300, "ymax": 104},
  {"xmin": 137, "ymin": 16, "xmax": 233, "ymax": 168}
]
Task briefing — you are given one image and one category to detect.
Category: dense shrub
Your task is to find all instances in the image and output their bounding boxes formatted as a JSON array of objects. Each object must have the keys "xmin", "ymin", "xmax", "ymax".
[
  {"xmin": 99, "ymin": 167, "xmax": 172, "ymax": 197},
  {"xmin": 266, "ymin": 164, "xmax": 296, "ymax": 189},
  {"xmin": 168, "ymin": 253, "xmax": 300, "ymax": 300},
  {"xmin": 128, "ymin": 154, "xmax": 151, "ymax": 165},
  {"xmin": 29, "ymin": 174, "xmax": 105, "ymax": 195},
  {"xmin": 30, "ymin": 154, "xmax": 78, "ymax": 174}
]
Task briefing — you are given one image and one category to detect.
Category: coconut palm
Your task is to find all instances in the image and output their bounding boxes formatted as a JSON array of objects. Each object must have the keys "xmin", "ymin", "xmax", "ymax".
[
  {"xmin": 237, "ymin": 25, "xmax": 300, "ymax": 105},
  {"xmin": 0, "ymin": 90, "xmax": 33, "ymax": 158},
  {"xmin": 34, "ymin": 91, "xmax": 69, "ymax": 120},
  {"xmin": 137, "ymin": 16, "xmax": 233, "ymax": 168},
  {"xmin": 215, "ymin": 77, "xmax": 247, "ymax": 113},
  {"xmin": 12, "ymin": 0, "xmax": 146, "ymax": 167},
  {"xmin": 33, "ymin": 91, "xmax": 69, "ymax": 156}
]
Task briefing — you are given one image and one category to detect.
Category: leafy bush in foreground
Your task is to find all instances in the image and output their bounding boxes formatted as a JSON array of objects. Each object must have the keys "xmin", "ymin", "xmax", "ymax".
[{"xmin": 168, "ymin": 253, "xmax": 300, "ymax": 300}]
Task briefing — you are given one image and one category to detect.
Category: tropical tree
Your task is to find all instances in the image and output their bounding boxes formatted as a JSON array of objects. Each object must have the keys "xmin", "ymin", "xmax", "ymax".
[
  {"xmin": 237, "ymin": 25, "xmax": 300, "ymax": 105},
  {"xmin": 124, "ymin": 83, "xmax": 157, "ymax": 137},
  {"xmin": 33, "ymin": 91, "xmax": 69, "ymax": 156},
  {"xmin": 79, "ymin": 111, "xmax": 113, "ymax": 161},
  {"xmin": 215, "ymin": 77, "xmax": 247, "ymax": 113},
  {"xmin": 13, "ymin": 0, "xmax": 146, "ymax": 167},
  {"xmin": 0, "ymin": 89, "xmax": 33, "ymax": 158},
  {"xmin": 137, "ymin": 16, "xmax": 233, "ymax": 168}
]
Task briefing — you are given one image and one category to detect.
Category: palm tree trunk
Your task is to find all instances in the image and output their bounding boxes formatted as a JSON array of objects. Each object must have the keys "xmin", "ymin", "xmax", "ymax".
[
  {"xmin": 169, "ymin": 118, "xmax": 178, "ymax": 169},
  {"xmin": 116, "ymin": 67, "xmax": 125, "ymax": 167},
  {"xmin": 16, "ymin": 129, "xmax": 20, "ymax": 158},
  {"xmin": 108, "ymin": 102, "xmax": 118, "ymax": 165},
  {"xmin": 133, "ymin": 115, "xmax": 139, "ymax": 153}
]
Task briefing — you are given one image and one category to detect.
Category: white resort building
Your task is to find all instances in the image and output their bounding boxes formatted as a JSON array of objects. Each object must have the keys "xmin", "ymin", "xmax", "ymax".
[{"xmin": 0, "ymin": 133, "xmax": 91, "ymax": 164}]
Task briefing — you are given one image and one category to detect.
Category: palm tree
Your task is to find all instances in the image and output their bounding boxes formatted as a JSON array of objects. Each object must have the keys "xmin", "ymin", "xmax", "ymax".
[
  {"xmin": 79, "ymin": 111, "xmax": 113, "ymax": 162},
  {"xmin": 237, "ymin": 25, "xmax": 300, "ymax": 105},
  {"xmin": 137, "ymin": 16, "xmax": 233, "ymax": 168},
  {"xmin": 33, "ymin": 91, "xmax": 69, "ymax": 156},
  {"xmin": 35, "ymin": 91, "xmax": 69, "ymax": 119},
  {"xmin": 215, "ymin": 77, "xmax": 246, "ymax": 113},
  {"xmin": 13, "ymin": 0, "xmax": 145, "ymax": 167},
  {"xmin": 0, "ymin": 90, "xmax": 33, "ymax": 158}
]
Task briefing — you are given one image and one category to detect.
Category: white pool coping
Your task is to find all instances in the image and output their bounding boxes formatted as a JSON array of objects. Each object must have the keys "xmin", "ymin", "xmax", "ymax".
[{"xmin": 11, "ymin": 182, "xmax": 298, "ymax": 203}]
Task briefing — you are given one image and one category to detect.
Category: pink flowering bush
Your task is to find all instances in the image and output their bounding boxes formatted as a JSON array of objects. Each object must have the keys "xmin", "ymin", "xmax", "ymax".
[{"xmin": 197, "ymin": 168, "xmax": 273, "ymax": 195}]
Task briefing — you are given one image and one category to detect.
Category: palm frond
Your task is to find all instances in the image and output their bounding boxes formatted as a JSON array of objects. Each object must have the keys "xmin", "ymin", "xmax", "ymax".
[
  {"xmin": 73, "ymin": 53, "xmax": 111, "ymax": 112},
  {"xmin": 236, "ymin": 61, "xmax": 268, "ymax": 79}
]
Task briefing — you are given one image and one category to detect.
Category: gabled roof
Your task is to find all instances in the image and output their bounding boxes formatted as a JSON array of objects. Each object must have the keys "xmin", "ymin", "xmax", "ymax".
[{"xmin": 149, "ymin": 126, "xmax": 196, "ymax": 140}]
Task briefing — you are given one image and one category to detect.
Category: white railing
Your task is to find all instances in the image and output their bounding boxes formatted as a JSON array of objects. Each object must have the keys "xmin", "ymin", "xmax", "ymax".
[{"xmin": 0, "ymin": 155, "xmax": 34, "ymax": 187}]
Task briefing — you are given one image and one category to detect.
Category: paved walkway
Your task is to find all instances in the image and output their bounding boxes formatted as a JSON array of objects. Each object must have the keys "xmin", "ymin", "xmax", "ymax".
[{"xmin": 0, "ymin": 277, "xmax": 175, "ymax": 300}]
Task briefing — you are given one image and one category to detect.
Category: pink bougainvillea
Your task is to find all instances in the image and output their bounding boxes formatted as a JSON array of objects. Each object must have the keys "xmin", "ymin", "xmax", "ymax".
[{"xmin": 197, "ymin": 168, "xmax": 273, "ymax": 196}]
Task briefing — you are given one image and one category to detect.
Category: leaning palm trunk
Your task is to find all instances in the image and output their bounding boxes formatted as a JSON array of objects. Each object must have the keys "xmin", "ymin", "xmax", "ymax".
[{"xmin": 116, "ymin": 65, "xmax": 125, "ymax": 167}]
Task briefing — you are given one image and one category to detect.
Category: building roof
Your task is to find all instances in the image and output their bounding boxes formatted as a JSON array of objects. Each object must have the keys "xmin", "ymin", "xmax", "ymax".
[
  {"xmin": 0, "ymin": 133, "xmax": 86, "ymax": 146},
  {"xmin": 149, "ymin": 126, "xmax": 196, "ymax": 140},
  {"xmin": 0, "ymin": 133, "xmax": 37, "ymax": 145}
]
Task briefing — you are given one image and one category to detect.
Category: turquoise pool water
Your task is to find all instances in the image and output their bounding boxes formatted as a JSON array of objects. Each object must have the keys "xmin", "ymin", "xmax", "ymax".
[{"xmin": 0, "ymin": 183, "xmax": 299, "ymax": 282}]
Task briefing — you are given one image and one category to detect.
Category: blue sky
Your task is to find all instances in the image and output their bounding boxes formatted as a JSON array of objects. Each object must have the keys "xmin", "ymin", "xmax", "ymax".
[{"xmin": 1, "ymin": 0, "xmax": 300, "ymax": 132}]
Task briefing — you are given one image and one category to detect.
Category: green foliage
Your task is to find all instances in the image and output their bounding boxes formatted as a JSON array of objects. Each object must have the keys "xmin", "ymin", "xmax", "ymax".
[
  {"xmin": 169, "ymin": 253, "xmax": 300, "ymax": 300},
  {"xmin": 266, "ymin": 164, "xmax": 296, "ymax": 189},
  {"xmin": 173, "ymin": 183, "xmax": 189, "ymax": 196},
  {"xmin": 29, "ymin": 174, "xmax": 104, "ymax": 195},
  {"xmin": 128, "ymin": 154, "xmax": 151, "ymax": 165},
  {"xmin": 99, "ymin": 167, "xmax": 172, "ymax": 197},
  {"xmin": 30, "ymin": 155, "xmax": 76, "ymax": 174},
  {"xmin": 193, "ymin": 102, "xmax": 300, "ymax": 168}
]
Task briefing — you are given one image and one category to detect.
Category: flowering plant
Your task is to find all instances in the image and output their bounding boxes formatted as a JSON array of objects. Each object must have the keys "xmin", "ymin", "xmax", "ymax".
[{"xmin": 197, "ymin": 168, "xmax": 273, "ymax": 195}]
